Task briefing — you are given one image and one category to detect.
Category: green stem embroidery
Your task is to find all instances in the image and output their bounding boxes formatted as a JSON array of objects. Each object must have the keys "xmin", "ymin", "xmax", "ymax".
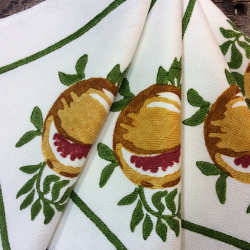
[
  {"xmin": 182, "ymin": 0, "xmax": 197, "ymax": 39},
  {"xmin": 70, "ymin": 191, "xmax": 128, "ymax": 250},
  {"xmin": 138, "ymin": 186, "xmax": 161, "ymax": 218},
  {"xmin": 0, "ymin": 0, "xmax": 126, "ymax": 75},
  {"xmin": 182, "ymin": 220, "xmax": 250, "ymax": 250},
  {"xmin": 0, "ymin": 184, "xmax": 11, "ymax": 250},
  {"xmin": 17, "ymin": 162, "xmax": 73, "ymax": 224}
]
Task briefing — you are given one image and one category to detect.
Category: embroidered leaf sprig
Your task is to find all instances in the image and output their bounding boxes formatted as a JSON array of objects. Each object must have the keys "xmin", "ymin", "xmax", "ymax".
[
  {"xmin": 97, "ymin": 143, "xmax": 119, "ymax": 188},
  {"xmin": 220, "ymin": 20, "xmax": 250, "ymax": 70},
  {"xmin": 182, "ymin": 89, "xmax": 211, "ymax": 126},
  {"xmin": 225, "ymin": 69, "xmax": 247, "ymax": 100},
  {"xmin": 196, "ymin": 161, "xmax": 228, "ymax": 204},
  {"xmin": 117, "ymin": 186, "xmax": 181, "ymax": 242},
  {"xmin": 15, "ymin": 107, "xmax": 43, "ymax": 147},
  {"xmin": 107, "ymin": 65, "xmax": 128, "ymax": 88},
  {"xmin": 17, "ymin": 162, "xmax": 73, "ymax": 224},
  {"xmin": 110, "ymin": 78, "xmax": 135, "ymax": 112},
  {"xmin": 157, "ymin": 57, "xmax": 182, "ymax": 89},
  {"xmin": 59, "ymin": 54, "xmax": 88, "ymax": 86}
]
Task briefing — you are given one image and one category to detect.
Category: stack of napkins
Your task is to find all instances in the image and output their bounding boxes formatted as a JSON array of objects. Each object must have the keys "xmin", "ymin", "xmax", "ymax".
[{"xmin": 0, "ymin": 0, "xmax": 250, "ymax": 249}]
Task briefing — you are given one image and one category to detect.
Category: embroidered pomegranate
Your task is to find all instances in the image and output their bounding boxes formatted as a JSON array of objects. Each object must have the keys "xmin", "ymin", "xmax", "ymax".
[
  {"xmin": 204, "ymin": 85, "xmax": 250, "ymax": 184},
  {"xmin": 113, "ymin": 84, "xmax": 181, "ymax": 189},
  {"xmin": 42, "ymin": 78, "xmax": 117, "ymax": 178}
]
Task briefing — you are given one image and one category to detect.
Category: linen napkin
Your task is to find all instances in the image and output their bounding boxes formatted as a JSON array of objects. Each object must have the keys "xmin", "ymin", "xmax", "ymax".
[
  {"xmin": 49, "ymin": 0, "xmax": 182, "ymax": 249},
  {"xmin": 0, "ymin": 0, "xmax": 150, "ymax": 249},
  {"xmin": 1, "ymin": 0, "xmax": 250, "ymax": 249},
  {"xmin": 181, "ymin": 0, "xmax": 250, "ymax": 249}
]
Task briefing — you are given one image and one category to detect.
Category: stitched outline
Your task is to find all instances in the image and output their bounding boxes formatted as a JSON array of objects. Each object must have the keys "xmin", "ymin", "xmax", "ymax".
[
  {"xmin": 70, "ymin": 191, "xmax": 128, "ymax": 250},
  {"xmin": 0, "ymin": 184, "xmax": 11, "ymax": 250},
  {"xmin": 0, "ymin": 0, "xmax": 126, "ymax": 75},
  {"xmin": 182, "ymin": 220, "xmax": 250, "ymax": 250},
  {"xmin": 182, "ymin": 0, "xmax": 196, "ymax": 39}
]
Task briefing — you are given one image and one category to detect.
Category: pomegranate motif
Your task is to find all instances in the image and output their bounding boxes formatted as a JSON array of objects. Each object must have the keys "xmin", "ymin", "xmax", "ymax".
[
  {"xmin": 204, "ymin": 85, "xmax": 250, "ymax": 184},
  {"xmin": 113, "ymin": 84, "xmax": 181, "ymax": 189},
  {"xmin": 42, "ymin": 78, "xmax": 117, "ymax": 178}
]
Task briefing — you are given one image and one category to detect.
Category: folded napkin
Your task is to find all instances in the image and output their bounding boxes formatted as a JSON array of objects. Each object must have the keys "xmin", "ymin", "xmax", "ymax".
[{"xmin": 1, "ymin": 0, "xmax": 250, "ymax": 250}]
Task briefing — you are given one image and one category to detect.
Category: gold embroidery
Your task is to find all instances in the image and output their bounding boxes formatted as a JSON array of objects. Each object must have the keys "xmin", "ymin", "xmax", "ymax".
[
  {"xmin": 42, "ymin": 78, "xmax": 118, "ymax": 177},
  {"xmin": 58, "ymin": 91, "xmax": 107, "ymax": 145},
  {"xmin": 209, "ymin": 97, "xmax": 250, "ymax": 152},
  {"xmin": 121, "ymin": 96, "xmax": 180, "ymax": 152},
  {"xmin": 204, "ymin": 85, "xmax": 250, "ymax": 184},
  {"xmin": 244, "ymin": 62, "xmax": 250, "ymax": 101},
  {"xmin": 113, "ymin": 84, "xmax": 181, "ymax": 189}
]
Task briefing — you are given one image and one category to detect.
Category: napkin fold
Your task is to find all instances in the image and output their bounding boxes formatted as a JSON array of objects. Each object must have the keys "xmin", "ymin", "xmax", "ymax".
[{"xmin": 1, "ymin": 0, "xmax": 250, "ymax": 250}]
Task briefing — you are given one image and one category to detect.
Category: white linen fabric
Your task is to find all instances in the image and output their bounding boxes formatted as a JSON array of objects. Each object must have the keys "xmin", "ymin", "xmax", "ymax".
[{"xmin": 0, "ymin": 0, "xmax": 250, "ymax": 250}]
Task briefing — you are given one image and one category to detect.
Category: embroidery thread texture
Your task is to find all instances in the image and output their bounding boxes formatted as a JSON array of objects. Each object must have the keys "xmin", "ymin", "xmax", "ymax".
[{"xmin": 182, "ymin": 0, "xmax": 197, "ymax": 39}]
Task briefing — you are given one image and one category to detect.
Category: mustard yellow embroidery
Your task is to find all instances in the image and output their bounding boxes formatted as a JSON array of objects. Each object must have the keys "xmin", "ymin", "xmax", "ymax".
[
  {"xmin": 113, "ymin": 84, "xmax": 181, "ymax": 189},
  {"xmin": 244, "ymin": 62, "xmax": 250, "ymax": 101},
  {"xmin": 204, "ymin": 85, "xmax": 250, "ymax": 184}
]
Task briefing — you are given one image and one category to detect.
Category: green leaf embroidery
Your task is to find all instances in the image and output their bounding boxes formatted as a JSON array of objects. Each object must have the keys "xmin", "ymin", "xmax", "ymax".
[
  {"xmin": 227, "ymin": 20, "xmax": 242, "ymax": 32},
  {"xmin": 142, "ymin": 214, "xmax": 153, "ymax": 240},
  {"xmin": 16, "ymin": 174, "xmax": 37, "ymax": 198},
  {"xmin": 15, "ymin": 130, "xmax": 42, "ymax": 147},
  {"xmin": 55, "ymin": 203, "xmax": 66, "ymax": 212},
  {"xmin": 130, "ymin": 200, "xmax": 144, "ymax": 232},
  {"xmin": 220, "ymin": 27, "xmax": 239, "ymax": 39},
  {"xmin": 216, "ymin": 174, "xmax": 228, "ymax": 204},
  {"xmin": 110, "ymin": 78, "xmax": 134, "ymax": 112},
  {"xmin": 177, "ymin": 192, "xmax": 181, "ymax": 218},
  {"xmin": 58, "ymin": 185, "xmax": 74, "ymax": 204},
  {"xmin": 187, "ymin": 88, "xmax": 210, "ymax": 108},
  {"xmin": 99, "ymin": 162, "xmax": 118, "ymax": 188},
  {"xmin": 43, "ymin": 201, "xmax": 55, "ymax": 225},
  {"xmin": 117, "ymin": 67, "xmax": 128, "ymax": 89},
  {"xmin": 182, "ymin": 106, "xmax": 210, "ymax": 126},
  {"xmin": 237, "ymin": 40, "xmax": 250, "ymax": 59},
  {"xmin": 247, "ymin": 204, "xmax": 250, "ymax": 214},
  {"xmin": 244, "ymin": 36, "xmax": 250, "ymax": 43},
  {"xmin": 118, "ymin": 188, "xmax": 139, "ymax": 206},
  {"xmin": 31, "ymin": 199, "xmax": 42, "ymax": 220},
  {"xmin": 43, "ymin": 175, "xmax": 61, "ymax": 195},
  {"xmin": 119, "ymin": 78, "xmax": 134, "ymax": 98},
  {"xmin": 97, "ymin": 143, "xmax": 117, "ymax": 163},
  {"xmin": 107, "ymin": 64, "xmax": 121, "ymax": 84},
  {"xmin": 165, "ymin": 217, "xmax": 180, "ymax": 237},
  {"xmin": 30, "ymin": 107, "xmax": 43, "ymax": 131},
  {"xmin": 51, "ymin": 180, "xmax": 70, "ymax": 201},
  {"xmin": 225, "ymin": 69, "xmax": 236, "ymax": 86},
  {"xmin": 156, "ymin": 218, "xmax": 167, "ymax": 242},
  {"xmin": 220, "ymin": 41, "xmax": 233, "ymax": 56},
  {"xmin": 19, "ymin": 163, "xmax": 43, "ymax": 174},
  {"xmin": 110, "ymin": 98, "xmax": 132, "ymax": 112},
  {"xmin": 156, "ymin": 58, "xmax": 182, "ymax": 88},
  {"xmin": 20, "ymin": 189, "xmax": 35, "ymax": 210},
  {"xmin": 232, "ymin": 72, "xmax": 245, "ymax": 95},
  {"xmin": 58, "ymin": 72, "xmax": 82, "ymax": 86},
  {"xmin": 75, "ymin": 54, "xmax": 88, "ymax": 78},
  {"xmin": 152, "ymin": 191, "xmax": 167, "ymax": 213},
  {"xmin": 228, "ymin": 43, "xmax": 243, "ymax": 69},
  {"xmin": 157, "ymin": 66, "xmax": 169, "ymax": 85},
  {"xmin": 196, "ymin": 161, "xmax": 224, "ymax": 176},
  {"xmin": 165, "ymin": 189, "xmax": 177, "ymax": 214}
]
